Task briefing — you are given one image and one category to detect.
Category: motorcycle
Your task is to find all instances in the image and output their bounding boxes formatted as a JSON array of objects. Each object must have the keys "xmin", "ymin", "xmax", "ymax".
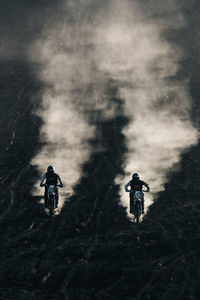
[
  {"xmin": 46, "ymin": 184, "xmax": 61, "ymax": 216},
  {"xmin": 126, "ymin": 189, "xmax": 148, "ymax": 223}
]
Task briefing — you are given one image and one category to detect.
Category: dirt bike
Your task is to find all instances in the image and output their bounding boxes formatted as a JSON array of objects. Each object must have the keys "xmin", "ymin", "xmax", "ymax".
[
  {"xmin": 126, "ymin": 189, "xmax": 148, "ymax": 223},
  {"xmin": 46, "ymin": 184, "xmax": 60, "ymax": 216}
]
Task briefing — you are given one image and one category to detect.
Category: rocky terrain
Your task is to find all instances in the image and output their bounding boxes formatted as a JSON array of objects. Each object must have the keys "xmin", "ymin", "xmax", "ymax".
[{"xmin": 0, "ymin": 1, "xmax": 200, "ymax": 300}]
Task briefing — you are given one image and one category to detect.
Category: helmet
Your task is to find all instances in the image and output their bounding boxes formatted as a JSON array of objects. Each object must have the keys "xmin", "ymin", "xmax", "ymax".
[
  {"xmin": 132, "ymin": 173, "xmax": 139, "ymax": 180},
  {"xmin": 47, "ymin": 165, "xmax": 54, "ymax": 173}
]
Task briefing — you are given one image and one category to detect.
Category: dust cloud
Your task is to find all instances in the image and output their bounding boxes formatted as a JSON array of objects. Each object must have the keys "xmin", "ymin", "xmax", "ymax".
[
  {"xmin": 30, "ymin": 0, "xmax": 199, "ymax": 213},
  {"xmin": 30, "ymin": 36, "xmax": 96, "ymax": 206},
  {"xmin": 102, "ymin": 0, "xmax": 199, "ymax": 213}
]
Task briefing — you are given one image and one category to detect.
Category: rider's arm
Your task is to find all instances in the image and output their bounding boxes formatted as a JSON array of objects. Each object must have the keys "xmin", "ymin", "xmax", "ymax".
[
  {"xmin": 124, "ymin": 181, "xmax": 131, "ymax": 191},
  {"xmin": 40, "ymin": 173, "xmax": 46, "ymax": 187},
  {"xmin": 57, "ymin": 176, "xmax": 63, "ymax": 187},
  {"xmin": 143, "ymin": 182, "xmax": 150, "ymax": 192}
]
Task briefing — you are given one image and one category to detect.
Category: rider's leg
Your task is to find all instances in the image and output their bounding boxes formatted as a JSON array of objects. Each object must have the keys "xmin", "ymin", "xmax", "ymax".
[
  {"xmin": 141, "ymin": 197, "xmax": 144, "ymax": 214},
  {"xmin": 44, "ymin": 187, "xmax": 48, "ymax": 208},
  {"xmin": 129, "ymin": 191, "xmax": 134, "ymax": 214},
  {"xmin": 55, "ymin": 189, "xmax": 59, "ymax": 208}
]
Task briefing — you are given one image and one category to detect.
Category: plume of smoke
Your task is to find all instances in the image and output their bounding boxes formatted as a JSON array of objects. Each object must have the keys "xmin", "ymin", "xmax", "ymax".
[
  {"xmin": 95, "ymin": 0, "xmax": 199, "ymax": 214},
  {"xmin": 30, "ymin": 21, "xmax": 97, "ymax": 205},
  {"xmin": 30, "ymin": 0, "xmax": 122, "ymax": 206},
  {"xmin": 30, "ymin": 0, "xmax": 199, "ymax": 213}
]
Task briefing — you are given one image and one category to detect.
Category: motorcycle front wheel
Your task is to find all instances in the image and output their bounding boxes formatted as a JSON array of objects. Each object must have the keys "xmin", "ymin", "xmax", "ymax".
[
  {"xmin": 134, "ymin": 203, "xmax": 141, "ymax": 224},
  {"xmin": 48, "ymin": 195, "xmax": 55, "ymax": 217}
]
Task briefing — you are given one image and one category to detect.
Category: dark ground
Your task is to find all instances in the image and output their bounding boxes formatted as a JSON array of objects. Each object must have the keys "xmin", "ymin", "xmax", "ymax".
[{"xmin": 0, "ymin": 3, "xmax": 200, "ymax": 300}]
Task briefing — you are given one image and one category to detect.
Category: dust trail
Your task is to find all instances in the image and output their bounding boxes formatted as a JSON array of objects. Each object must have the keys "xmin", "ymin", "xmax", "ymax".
[
  {"xmin": 30, "ymin": 0, "xmax": 199, "ymax": 213},
  {"xmin": 30, "ymin": 1, "xmax": 119, "ymax": 207},
  {"xmin": 101, "ymin": 0, "xmax": 199, "ymax": 214},
  {"xmin": 30, "ymin": 53, "xmax": 96, "ymax": 207}
]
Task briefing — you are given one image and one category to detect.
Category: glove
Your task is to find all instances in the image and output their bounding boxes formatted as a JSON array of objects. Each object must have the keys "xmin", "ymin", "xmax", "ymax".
[
  {"xmin": 40, "ymin": 183, "xmax": 45, "ymax": 187},
  {"xmin": 59, "ymin": 183, "xmax": 63, "ymax": 188}
]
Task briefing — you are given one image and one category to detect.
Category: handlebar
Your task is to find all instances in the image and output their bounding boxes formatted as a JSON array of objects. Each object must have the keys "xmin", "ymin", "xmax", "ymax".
[
  {"xmin": 40, "ymin": 184, "xmax": 63, "ymax": 188},
  {"xmin": 125, "ymin": 189, "xmax": 149, "ymax": 193},
  {"xmin": 46, "ymin": 184, "xmax": 63, "ymax": 187}
]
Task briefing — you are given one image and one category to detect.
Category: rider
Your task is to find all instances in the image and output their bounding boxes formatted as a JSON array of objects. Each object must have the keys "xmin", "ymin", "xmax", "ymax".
[
  {"xmin": 124, "ymin": 173, "xmax": 150, "ymax": 214},
  {"xmin": 40, "ymin": 165, "xmax": 63, "ymax": 208}
]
